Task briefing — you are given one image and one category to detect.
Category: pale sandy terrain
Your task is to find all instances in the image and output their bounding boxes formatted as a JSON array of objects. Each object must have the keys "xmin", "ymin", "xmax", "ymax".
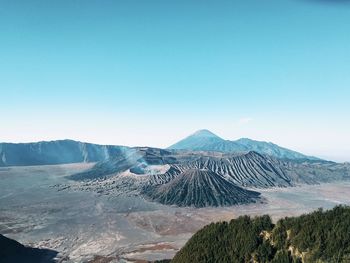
[{"xmin": 1, "ymin": 164, "xmax": 350, "ymax": 262}]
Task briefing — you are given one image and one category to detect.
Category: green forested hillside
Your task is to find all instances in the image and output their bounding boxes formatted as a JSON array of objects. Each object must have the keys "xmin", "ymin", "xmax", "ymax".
[{"xmin": 171, "ymin": 206, "xmax": 350, "ymax": 263}]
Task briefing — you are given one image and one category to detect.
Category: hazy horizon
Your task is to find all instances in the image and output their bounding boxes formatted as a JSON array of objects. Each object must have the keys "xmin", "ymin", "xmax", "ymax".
[{"xmin": 1, "ymin": 0, "xmax": 350, "ymax": 162}]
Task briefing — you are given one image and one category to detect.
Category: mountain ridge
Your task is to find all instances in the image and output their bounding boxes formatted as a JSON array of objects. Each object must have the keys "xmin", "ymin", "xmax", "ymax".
[
  {"xmin": 0, "ymin": 139, "xmax": 129, "ymax": 167},
  {"xmin": 168, "ymin": 129, "xmax": 320, "ymax": 161},
  {"xmin": 0, "ymin": 130, "xmax": 325, "ymax": 167}
]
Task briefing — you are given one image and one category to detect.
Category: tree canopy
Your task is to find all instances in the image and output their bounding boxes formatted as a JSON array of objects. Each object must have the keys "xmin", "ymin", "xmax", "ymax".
[{"xmin": 171, "ymin": 206, "xmax": 350, "ymax": 263}]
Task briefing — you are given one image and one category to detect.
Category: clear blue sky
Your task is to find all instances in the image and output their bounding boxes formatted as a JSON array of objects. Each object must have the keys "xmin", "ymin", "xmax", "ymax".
[{"xmin": 1, "ymin": 0, "xmax": 350, "ymax": 161}]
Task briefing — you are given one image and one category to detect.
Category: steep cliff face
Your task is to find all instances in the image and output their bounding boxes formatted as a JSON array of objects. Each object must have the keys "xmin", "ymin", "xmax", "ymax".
[{"xmin": 0, "ymin": 140, "xmax": 129, "ymax": 166}]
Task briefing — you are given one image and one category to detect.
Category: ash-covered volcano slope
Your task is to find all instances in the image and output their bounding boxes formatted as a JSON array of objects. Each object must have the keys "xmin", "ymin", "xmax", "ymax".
[
  {"xmin": 69, "ymin": 148, "xmax": 346, "ymax": 187},
  {"xmin": 141, "ymin": 169, "xmax": 261, "ymax": 207},
  {"xmin": 166, "ymin": 152, "xmax": 344, "ymax": 188},
  {"xmin": 168, "ymin": 152, "xmax": 292, "ymax": 188},
  {"xmin": 67, "ymin": 147, "xmax": 350, "ymax": 207}
]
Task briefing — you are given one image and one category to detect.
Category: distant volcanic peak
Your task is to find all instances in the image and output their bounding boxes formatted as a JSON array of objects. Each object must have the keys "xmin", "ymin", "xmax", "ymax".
[
  {"xmin": 168, "ymin": 130, "xmax": 321, "ymax": 161},
  {"xmin": 168, "ymin": 129, "xmax": 224, "ymax": 150},
  {"xmin": 191, "ymin": 129, "xmax": 221, "ymax": 138}
]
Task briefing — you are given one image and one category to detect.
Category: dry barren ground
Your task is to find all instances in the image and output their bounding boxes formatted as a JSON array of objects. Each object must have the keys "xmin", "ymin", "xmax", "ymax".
[{"xmin": 1, "ymin": 164, "xmax": 350, "ymax": 262}]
